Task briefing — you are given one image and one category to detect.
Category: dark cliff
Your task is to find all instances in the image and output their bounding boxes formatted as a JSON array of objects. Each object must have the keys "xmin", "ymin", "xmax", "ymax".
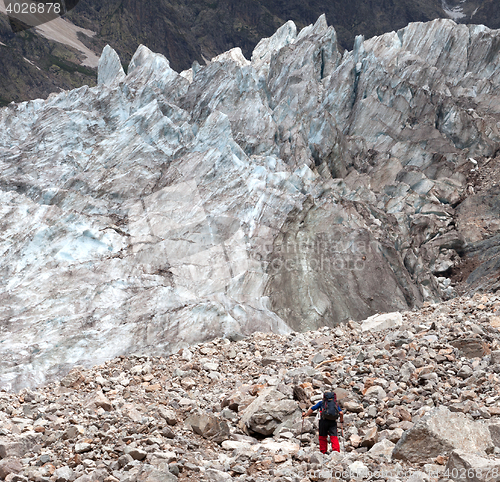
[{"xmin": 2, "ymin": 0, "xmax": 500, "ymax": 104}]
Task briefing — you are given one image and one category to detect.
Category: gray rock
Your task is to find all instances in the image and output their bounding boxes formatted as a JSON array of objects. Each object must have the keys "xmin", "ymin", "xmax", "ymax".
[
  {"xmin": 62, "ymin": 426, "xmax": 80, "ymax": 441},
  {"xmin": 450, "ymin": 339, "xmax": 490, "ymax": 359},
  {"xmin": 400, "ymin": 362, "xmax": 416, "ymax": 383},
  {"xmin": 205, "ymin": 469, "xmax": 232, "ymax": 481},
  {"xmin": 287, "ymin": 367, "xmax": 317, "ymax": 379},
  {"xmin": 361, "ymin": 312, "xmax": 403, "ymax": 333},
  {"xmin": 85, "ymin": 391, "xmax": 113, "ymax": 411},
  {"xmin": 53, "ymin": 466, "xmax": 75, "ymax": 482},
  {"xmin": 445, "ymin": 449, "xmax": 500, "ymax": 482},
  {"xmin": 74, "ymin": 442, "xmax": 92, "ymax": 454},
  {"xmin": 184, "ymin": 413, "xmax": 230, "ymax": 443},
  {"xmin": 363, "ymin": 386, "xmax": 387, "ymax": 401},
  {"xmin": 457, "ymin": 365, "xmax": 473, "ymax": 379},
  {"xmin": 343, "ymin": 401, "xmax": 364, "ymax": 413},
  {"xmin": 488, "ymin": 421, "xmax": 500, "ymax": 448},
  {"xmin": 73, "ymin": 475, "xmax": 93, "ymax": 482},
  {"xmin": 118, "ymin": 454, "xmax": 134, "ymax": 469},
  {"xmin": 368, "ymin": 439, "xmax": 395, "ymax": 458},
  {"xmin": 380, "ymin": 428, "xmax": 404, "ymax": 444},
  {"xmin": 89, "ymin": 469, "xmax": 108, "ymax": 482},
  {"xmin": 348, "ymin": 461, "xmax": 369, "ymax": 478},
  {"xmin": 39, "ymin": 454, "xmax": 51, "ymax": 464},
  {"xmin": 239, "ymin": 387, "xmax": 300, "ymax": 436},
  {"xmin": 407, "ymin": 471, "xmax": 430, "ymax": 482},
  {"xmin": 158, "ymin": 407, "xmax": 178, "ymax": 426},
  {"xmin": 0, "ymin": 459, "xmax": 23, "ymax": 480},
  {"xmin": 60, "ymin": 369, "xmax": 85, "ymax": 388},
  {"xmin": 0, "ymin": 433, "xmax": 40, "ymax": 458},
  {"xmin": 161, "ymin": 427, "xmax": 175, "ymax": 439},
  {"xmin": 361, "ymin": 426, "xmax": 378, "ymax": 447},
  {"xmin": 490, "ymin": 351, "xmax": 500, "ymax": 366},
  {"xmin": 138, "ymin": 468, "xmax": 178, "ymax": 482},
  {"xmin": 125, "ymin": 447, "xmax": 148, "ymax": 461},
  {"xmin": 312, "ymin": 354, "xmax": 326, "ymax": 365},
  {"xmin": 392, "ymin": 406, "xmax": 494, "ymax": 463}
]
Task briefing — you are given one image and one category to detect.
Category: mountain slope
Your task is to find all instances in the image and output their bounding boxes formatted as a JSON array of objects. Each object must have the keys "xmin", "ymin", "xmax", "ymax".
[
  {"xmin": 3, "ymin": 292, "xmax": 500, "ymax": 480},
  {"xmin": 65, "ymin": 0, "xmax": 450, "ymax": 71},
  {"xmin": 0, "ymin": 12, "xmax": 98, "ymax": 106},
  {"xmin": 3, "ymin": 0, "xmax": 500, "ymax": 104}
]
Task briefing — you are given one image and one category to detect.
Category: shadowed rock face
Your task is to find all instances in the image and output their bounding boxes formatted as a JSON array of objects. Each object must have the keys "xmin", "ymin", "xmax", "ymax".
[{"xmin": 1, "ymin": 17, "xmax": 500, "ymax": 389}]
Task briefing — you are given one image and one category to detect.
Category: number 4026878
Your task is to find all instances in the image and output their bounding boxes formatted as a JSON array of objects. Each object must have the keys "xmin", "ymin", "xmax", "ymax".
[
  {"xmin": 442, "ymin": 467, "xmax": 500, "ymax": 479},
  {"xmin": 6, "ymin": 2, "xmax": 61, "ymax": 14}
]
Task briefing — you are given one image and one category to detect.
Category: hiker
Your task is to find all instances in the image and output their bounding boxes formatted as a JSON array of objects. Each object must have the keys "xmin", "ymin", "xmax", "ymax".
[{"xmin": 302, "ymin": 391, "xmax": 344, "ymax": 454}]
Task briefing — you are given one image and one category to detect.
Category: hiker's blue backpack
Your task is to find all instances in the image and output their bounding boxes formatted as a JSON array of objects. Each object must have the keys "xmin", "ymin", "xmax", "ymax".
[{"xmin": 321, "ymin": 392, "xmax": 339, "ymax": 420}]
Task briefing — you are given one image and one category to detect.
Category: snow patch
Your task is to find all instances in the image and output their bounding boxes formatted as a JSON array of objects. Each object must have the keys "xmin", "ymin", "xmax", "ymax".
[{"xmin": 441, "ymin": 0, "xmax": 466, "ymax": 20}]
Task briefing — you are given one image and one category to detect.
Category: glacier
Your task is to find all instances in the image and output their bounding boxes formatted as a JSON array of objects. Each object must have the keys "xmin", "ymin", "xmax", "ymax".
[{"xmin": 1, "ymin": 16, "xmax": 500, "ymax": 389}]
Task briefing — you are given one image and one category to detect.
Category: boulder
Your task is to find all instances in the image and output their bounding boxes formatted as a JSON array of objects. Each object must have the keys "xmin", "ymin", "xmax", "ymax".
[
  {"xmin": 0, "ymin": 433, "xmax": 40, "ymax": 459},
  {"xmin": 489, "ymin": 421, "xmax": 500, "ymax": 448},
  {"xmin": 90, "ymin": 469, "xmax": 110, "ymax": 482},
  {"xmin": 239, "ymin": 387, "xmax": 301, "ymax": 436},
  {"xmin": 185, "ymin": 413, "xmax": 230, "ymax": 443},
  {"xmin": 158, "ymin": 407, "xmax": 178, "ymax": 426},
  {"xmin": 379, "ymin": 428, "xmax": 404, "ymax": 444},
  {"xmin": 85, "ymin": 391, "xmax": 113, "ymax": 411},
  {"xmin": 221, "ymin": 385, "xmax": 253, "ymax": 412},
  {"xmin": 117, "ymin": 454, "xmax": 133, "ymax": 469},
  {"xmin": 138, "ymin": 468, "xmax": 178, "ymax": 482},
  {"xmin": 400, "ymin": 362, "xmax": 416, "ymax": 382},
  {"xmin": 60, "ymin": 368, "xmax": 85, "ymax": 388},
  {"xmin": 343, "ymin": 401, "xmax": 364, "ymax": 413},
  {"xmin": 361, "ymin": 426, "xmax": 378, "ymax": 448},
  {"xmin": 180, "ymin": 377, "xmax": 196, "ymax": 391},
  {"xmin": 53, "ymin": 466, "xmax": 75, "ymax": 482},
  {"xmin": 363, "ymin": 386, "xmax": 387, "ymax": 400},
  {"xmin": 205, "ymin": 469, "xmax": 232, "ymax": 482},
  {"xmin": 74, "ymin": 443, "xmax": 92, "ymax": 454},
  {"xmin": 457, "ymin": 365, "xmax": 473, "ymax": 379},
  {"xmin": 293, "ymin": 384, "xmax": 312, "ymax": 403},
  {"xmin": 126, "ymin": 447, "xmax": 147, "ymax": 461},
  {"xmin": 450, "ymin": 338, "xmax": 490, "ymax": 359},
  {"xmin": 392, "ymin": 406, "xmax": 494, "ymax": 463},
  {"xmin": 0, "ymin": 459, "xmax": 22, "ymax": 479},
  {"xmin": 348, "ymin": 461, "xmax": 369, "ymax": 478},
  {"xmin": 221, "ymin": 440, "xmax": 252, "ymax": 451},
  {"xmin": 350, "ymin": 434, "xmax": 362, "ymax": 448},
  {"xmin": 63, "ymin": 425, "xmax": 82, "ymax": 441},
  {"xmin": 361, "ymin": 312, "xmax": 403, "ymax": 333},
  {"xmin": 490, "ymin": 350, "xmax": 500, "ymax": 366},
  {"xmin": 445, "ymin": 449, "xmax": 500, "ymax": 482},
  {"xmin": 368, "ymin": 439, "xmax": 396, "ymax": 458}
]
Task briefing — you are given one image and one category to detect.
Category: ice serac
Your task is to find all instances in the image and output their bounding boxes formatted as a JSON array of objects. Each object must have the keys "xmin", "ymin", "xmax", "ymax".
[
  {"xmin": 97, "ymin": 45, "xmax": 126, "ymax": 86},
  {"xmin": 1, "ymin": 17, "xmax": 500, "ymax": 389},
  {"xmin": 251, "ymin": 20, "xmax": 297, "ymax": 77}
]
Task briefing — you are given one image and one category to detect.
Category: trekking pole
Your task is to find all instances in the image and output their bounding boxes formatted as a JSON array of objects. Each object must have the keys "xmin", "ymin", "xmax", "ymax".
[
  {"xmin": 341, "ymin": 422, "xmax": 346, "ymax": 453},
  {"xmin": 299, "ymin": 415, "xmax": 305, "ymax": 449}
]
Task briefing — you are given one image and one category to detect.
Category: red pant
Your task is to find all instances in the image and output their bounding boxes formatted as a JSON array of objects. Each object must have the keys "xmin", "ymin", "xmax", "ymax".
[{"xmin": 319, "ymin": 435, "xmax": 340, "ymax": 454}]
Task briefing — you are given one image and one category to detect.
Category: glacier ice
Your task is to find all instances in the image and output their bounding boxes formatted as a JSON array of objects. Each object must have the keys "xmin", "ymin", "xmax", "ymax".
[{"xmin": 1, "ymin": 17, "xmax": 500, "ymax": 389}]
